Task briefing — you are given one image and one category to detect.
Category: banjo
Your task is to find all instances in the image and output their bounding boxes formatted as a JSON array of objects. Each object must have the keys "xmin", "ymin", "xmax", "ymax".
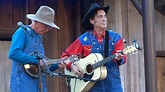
[
  {"xmin": 24, "ymin": 58, "xmax": 66, "ymax": 77},
  {"xmin": 24, "ymin": 51, "xmax": 79, "ymax": 77}
]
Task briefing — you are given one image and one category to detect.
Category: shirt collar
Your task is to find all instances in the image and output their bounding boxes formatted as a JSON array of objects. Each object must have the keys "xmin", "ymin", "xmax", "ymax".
[{"xmin": 93, "ymin": 30, "xmax": 106, "ymax": 38}]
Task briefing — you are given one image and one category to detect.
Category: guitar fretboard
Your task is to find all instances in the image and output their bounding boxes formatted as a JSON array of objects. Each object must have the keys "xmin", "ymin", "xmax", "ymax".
[{"xmin": 92, "ymin": 54, "xmax": 116, "ymax": 69}]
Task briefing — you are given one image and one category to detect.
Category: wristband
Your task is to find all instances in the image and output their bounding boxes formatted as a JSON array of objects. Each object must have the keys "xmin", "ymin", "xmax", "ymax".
[{"xmin": 66, "ymin": 62, "xmax": 73, "ymax": 70}]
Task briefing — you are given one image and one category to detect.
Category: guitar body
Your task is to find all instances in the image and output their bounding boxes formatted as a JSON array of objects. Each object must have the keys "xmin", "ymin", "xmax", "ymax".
[
  {"xmin": 65, "ymin": 53, "xmax": 107, "ymax": 92},
  {"xmin": 24, "ymin": 64, "xmax": 45, "ymax": 77}
]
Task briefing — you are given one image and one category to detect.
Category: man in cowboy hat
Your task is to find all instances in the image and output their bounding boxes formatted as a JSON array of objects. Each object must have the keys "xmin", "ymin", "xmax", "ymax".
[
  {"xmin": 8, "ymin": 5, "xmax": 65, "ymax": 92},
  {"xmin": 61, "ymin": 3, "xmax": 126, "ymax": 92}
]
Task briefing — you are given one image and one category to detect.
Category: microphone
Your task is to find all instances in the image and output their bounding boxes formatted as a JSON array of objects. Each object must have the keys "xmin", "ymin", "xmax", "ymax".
[{"xmin": 17, "ymin": 22, "xmax": 30, "ymax": 30}]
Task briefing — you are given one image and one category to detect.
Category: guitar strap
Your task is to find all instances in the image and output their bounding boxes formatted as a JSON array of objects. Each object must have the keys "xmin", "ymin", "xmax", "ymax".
[{"xmin": 104, "ymin": 30, "xmax": 109, "ymax": 58}]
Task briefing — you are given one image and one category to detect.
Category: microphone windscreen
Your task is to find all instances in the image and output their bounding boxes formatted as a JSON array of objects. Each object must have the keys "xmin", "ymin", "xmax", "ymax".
[{"xmin": 17, "ymin": 22, "xmax": 23, "ymax": 27}]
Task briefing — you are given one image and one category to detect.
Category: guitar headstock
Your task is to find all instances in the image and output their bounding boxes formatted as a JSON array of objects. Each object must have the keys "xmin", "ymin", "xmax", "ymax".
[{"xmin": 123, "ymin": 38, "xmax": 142, "ymax": 55}]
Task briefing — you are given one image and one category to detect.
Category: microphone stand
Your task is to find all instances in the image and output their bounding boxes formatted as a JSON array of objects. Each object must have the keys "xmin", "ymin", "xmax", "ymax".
[
  {"xmin": 51, "ymin": 72, "xmax": 97, "ymax": 92},
  {"xmin": 38, "ymin": 59, "xmax": 53, "ymax": 92},
  {"xmin": 35, "ymin": 56, "xmax": 44, "ymax": 92},
  {"xmin": 38, "ymin": 62, "xmax": 43, "ymax": 92},
  {"xmin": 35, "ymin": 52, "xmax": 54, "ymax": 92}
]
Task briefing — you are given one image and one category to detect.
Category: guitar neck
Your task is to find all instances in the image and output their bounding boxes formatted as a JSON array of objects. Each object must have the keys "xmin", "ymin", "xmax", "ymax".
[
  {"xmin": 47, "ymin": 58, "xmax": 65, "ymax": 65},
  {"xmin": 92, "ymin": 54, "xmax": 115, "ymax": 69}
]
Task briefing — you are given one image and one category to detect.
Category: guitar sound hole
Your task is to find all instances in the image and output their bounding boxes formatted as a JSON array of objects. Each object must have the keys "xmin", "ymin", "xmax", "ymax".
[{"xmin": 86, "ymin": 64, "xmax": 93, "ymax": 73}]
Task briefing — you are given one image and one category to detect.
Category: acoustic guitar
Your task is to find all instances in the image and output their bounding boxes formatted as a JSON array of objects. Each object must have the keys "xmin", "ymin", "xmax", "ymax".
[{"xmin": 65, "ymin": 39, "xmax": 142, "ymax": 92}]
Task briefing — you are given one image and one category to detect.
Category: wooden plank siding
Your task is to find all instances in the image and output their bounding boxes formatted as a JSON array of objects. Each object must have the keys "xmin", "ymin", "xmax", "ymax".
[
  {"xmin": 154, "ymin": 1, "xmax": 165, "ymax": 92},
  {"xmin": 0, "ymin": 0, "xmax": 165, "ymax": 92},
  {"xmin": 0, "ymin": 0, "xmax": 26, "ymax": 40},
  {"xmin": 104, "ymin": 0, "xmax": 165, "ymax": 92},
  {"xmin": 0, "ymin": 41, "xmax": 11, "ymax": 92},
  {"xmin": 157, "ymin": 57, "xmax": 165, "ymax": 92},
  {"xmin": 105, "ymin": 0, "xmax": 145, "ymax": 92}
]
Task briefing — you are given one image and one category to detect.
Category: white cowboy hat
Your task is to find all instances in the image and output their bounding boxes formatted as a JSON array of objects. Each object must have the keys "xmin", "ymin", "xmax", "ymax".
[{"xmin": 26, "ymin": 5, "xmax": 60, "ymax": 29}]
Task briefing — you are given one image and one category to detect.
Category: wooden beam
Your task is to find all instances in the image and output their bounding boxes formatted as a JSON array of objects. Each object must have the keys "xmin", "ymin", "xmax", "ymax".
[
  {"xmin": 156, "ymin": 50, "xmax": 165, "ymax": 57},
  {"xmin": 154, "ymin": 0, "xmax": 165, "ymax": 15}
]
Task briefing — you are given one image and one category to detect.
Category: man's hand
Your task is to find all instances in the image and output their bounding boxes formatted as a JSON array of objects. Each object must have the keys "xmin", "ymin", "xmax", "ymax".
[
  {"xmin": 39, "ymin": 59, "xmax": 48, "ymax": 67},
  {"xmin": 70, "ymin": 64, "xmax": 84, "ymax": 77},
  {"xmin": 62, "ymin": 57, "xmax": 84, "ymax": 77},
  {"xmin": 115, "ymin": 50, "xmax": 124, "ymax": 60}
]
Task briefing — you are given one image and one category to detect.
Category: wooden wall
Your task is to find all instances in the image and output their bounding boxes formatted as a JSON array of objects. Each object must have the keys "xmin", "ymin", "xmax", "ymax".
[
  {"xmin": 0, "ymin": 0, "xmax": 165, "ymax": 92},
  {"xmin": 105, "ymin": 0, "xmax": 145, "ymax": 92},
  {"xmin": 0, "ymin": 41, "xmax": 11, "ymax": 92},
  {"xmin": 155, "ymin": 9, "xmax": 165, "ymax": 92},
  {"xmin": 0, "ymin": 0, "xmax": 26, "ymax": 40},
  {"xmin": 104, "ymin": 0, "xmax": 165, "ymax": 92},
  {"xmin": 157, "ymin": 57, "xmax": 165, "ymax": 92}
]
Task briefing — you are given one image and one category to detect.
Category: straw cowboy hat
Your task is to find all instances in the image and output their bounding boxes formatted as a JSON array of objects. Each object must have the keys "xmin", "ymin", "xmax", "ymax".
[
  {"xmin": 82, "ymin": 3, "xmax": 110, "ymax": 30},
  {"xmin": 26, "ymin": 5, "xmax": 60, "ymax": 29}
]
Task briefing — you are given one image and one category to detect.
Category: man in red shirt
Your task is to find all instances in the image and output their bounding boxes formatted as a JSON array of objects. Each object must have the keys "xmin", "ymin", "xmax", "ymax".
[{"xmin": 62, "ymin": 3, "xmax": 126, "ymax": 92}]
